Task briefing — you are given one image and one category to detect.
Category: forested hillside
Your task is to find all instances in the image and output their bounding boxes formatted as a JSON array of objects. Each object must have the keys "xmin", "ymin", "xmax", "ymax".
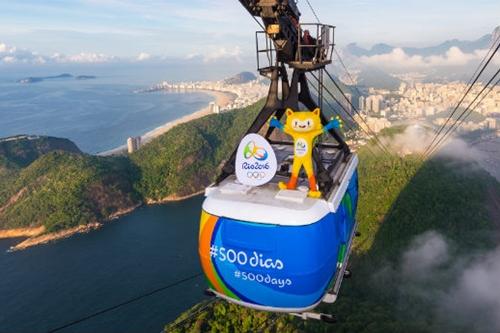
[
  {"xmin": 0, "ymin": 101, "xmax": 264, "ymax": 232},
  {"xmin": 164, "ymin": 145, "xmax": 499, "ymax": 333},
  {"xmin": 0, "ymin": 151, "xmax": 140, "ymax": 231},
  {"xmin": 130, "ymin": 100, "xmax": 264, "ymax": 200}
]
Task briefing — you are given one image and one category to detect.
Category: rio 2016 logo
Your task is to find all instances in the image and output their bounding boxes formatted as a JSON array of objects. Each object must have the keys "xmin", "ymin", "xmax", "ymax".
[
  {"xmin": 236, "ymin": 134, "xmax": 277, "ymax": 186},
  {"xmin": 294, "ymin": 138, "xmax": 308, "ymax": 157},
  {"xmin": 243, "ymin": 141, "xmax": 268, "ymax": 161}
]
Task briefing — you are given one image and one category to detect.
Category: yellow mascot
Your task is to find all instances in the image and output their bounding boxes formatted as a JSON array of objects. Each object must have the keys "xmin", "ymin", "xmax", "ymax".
[{"xmin": 269, "ymin": 108, "xmax": 342, "ymax": 198}]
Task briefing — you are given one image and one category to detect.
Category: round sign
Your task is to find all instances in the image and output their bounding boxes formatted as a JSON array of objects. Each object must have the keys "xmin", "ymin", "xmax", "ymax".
[{"xmin": 235, "ymin": 134, "xmax": 277, "ymax": 186}]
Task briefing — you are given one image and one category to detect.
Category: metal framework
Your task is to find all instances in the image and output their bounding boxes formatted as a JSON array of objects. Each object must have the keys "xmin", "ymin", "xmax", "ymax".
[{"xmin": 218, "ymin": 0, "xmax": 352, "ymax": 196}]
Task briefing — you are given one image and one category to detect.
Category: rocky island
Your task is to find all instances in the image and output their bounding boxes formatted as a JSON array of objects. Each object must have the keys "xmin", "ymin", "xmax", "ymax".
[{"xmin": 17, "ymin": 73, "xmax": 96, "ymax": 84}]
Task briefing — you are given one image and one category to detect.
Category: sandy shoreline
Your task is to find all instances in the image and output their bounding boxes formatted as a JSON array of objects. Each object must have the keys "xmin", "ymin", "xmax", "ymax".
[
  {"xmin": 2, "ymin": 203, "xmax": 142, "ymax": 252},
  {"xmin": 99, "ymin": 89, "xmax": 236, "ymax": 156},
  {"xmin": 0, "ymin": 90, "xmax": 233, "ymax": 251}
]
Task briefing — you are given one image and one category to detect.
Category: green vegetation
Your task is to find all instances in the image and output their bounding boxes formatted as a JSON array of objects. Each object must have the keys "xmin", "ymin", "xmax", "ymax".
[
  {"xmin": 430, "ymin": 109, "xmax": 486, "ymax": 123},
  {"xmin": 0, "ymin": 135, "xmax": 81, "ymax": 168},
  {"xmin": 130, "ymin": 100, "xmax": 264, "ymax": 200},
  {"xmin": 0, "ymin": 101, "xmax": 264, "ymax": 231},
  {"xmin": 164, "ymin": 143, "xmax": 499, "ymax": 333},
  {"xmin": 0, "ymin": 152, "xmax": 140, "ymax": 231},
  {"xmin": 1, "ymin": 100, "xmax": 498, "ymax": 331}
]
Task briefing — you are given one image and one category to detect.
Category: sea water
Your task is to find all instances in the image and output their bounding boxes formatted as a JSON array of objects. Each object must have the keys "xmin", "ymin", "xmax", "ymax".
[
  {"xmin": 0, "ymin": 65, "xmax": 220, "ymax": 333},
  {"xmin": 0, "ymin": 71, "xmax": 212, "ymax": 154},
  {"xmin": 0, "ymin": 197, "xmax": 208, "ymax": 333}
]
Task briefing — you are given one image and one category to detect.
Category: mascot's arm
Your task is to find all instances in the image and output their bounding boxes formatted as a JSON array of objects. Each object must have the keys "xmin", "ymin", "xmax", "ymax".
[
  {"xmin": 269, "ymin": 116, "xmax": 292, "ymax": 135},
  {"xmin": 323, "ymin": 116, "xmax": 343, "ymax": 133},
  {"xmin": 269, "ymin": 116, "xmax": 284, "ymax": 130}
]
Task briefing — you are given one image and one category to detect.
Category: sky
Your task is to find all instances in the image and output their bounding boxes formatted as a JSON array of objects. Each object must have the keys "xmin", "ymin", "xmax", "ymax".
[{"xmin": 0, "ymin": 0, "xmax": 499, "ymax": 62}]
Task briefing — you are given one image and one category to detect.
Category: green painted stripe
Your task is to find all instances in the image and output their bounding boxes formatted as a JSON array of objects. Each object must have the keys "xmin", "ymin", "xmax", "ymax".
[{"xmin": 211, "ymin": 261, "xmax": 240, "ymax": 300}]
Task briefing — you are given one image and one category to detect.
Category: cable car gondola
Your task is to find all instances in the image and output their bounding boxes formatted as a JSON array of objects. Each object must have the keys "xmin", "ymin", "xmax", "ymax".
[{"xmin": 199, "ymin": 0, "xmax": 359, "ymax": 321}]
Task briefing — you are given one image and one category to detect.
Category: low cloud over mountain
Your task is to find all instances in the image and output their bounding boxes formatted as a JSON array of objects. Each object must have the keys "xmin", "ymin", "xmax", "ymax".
[
  {"xmin": 344, "ymin": 26, "xmax": 499, "ymax": 72},
  {"xmin": 359, "ymin": 47, "xmax": 490, "ymax": 69}
]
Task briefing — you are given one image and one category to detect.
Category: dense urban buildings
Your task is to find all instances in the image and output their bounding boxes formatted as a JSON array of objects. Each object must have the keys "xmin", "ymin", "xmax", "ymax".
[{"xmin": 144, "ymin": 78, "xmax": 268, "ymax": 112}]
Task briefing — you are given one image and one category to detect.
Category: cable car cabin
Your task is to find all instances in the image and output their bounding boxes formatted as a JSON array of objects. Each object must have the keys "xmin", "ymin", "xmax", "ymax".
[
  {"xmin": 201, "ymin": 2, "xmax": 353, "ymax": 316},
  {"xmin": 289, "ymin": 24, "xmax": 335, "ymax": 70},
  {"xmin": 256, "ymin": 23, "xmax": 335, "ymax": 74},
  {"xmin": 199, "ymin": 141, "xmax": 358, "ymax": 313}
]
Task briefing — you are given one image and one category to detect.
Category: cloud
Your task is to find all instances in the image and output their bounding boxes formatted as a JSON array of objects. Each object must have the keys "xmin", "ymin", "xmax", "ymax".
[
  {"xmin": 358, "ymin": 47, "xmax": 494, "ymax": 69},
  {"xmin": 436, "ymin": 136, "xmax": 485, "ymax": 161},
  {"xmin": 401, "ymin": 231, "xmax": 450, "ymax": 280},
  {"xmin": 136, "ymin": 52, "xmax": 151, "ymax": 61},
  {"xmin": 0, "ymin": 42, "xmax": 118, "ymax": 64},
  {"xmin": 437, "ymin": 246, "xmax": 500, "ymax": 332},
  {"xmin": 383, "ymin": 124, "xmax": 434, "ymax": 155},
  {"xmin": 375, "ymin": 231, "xmax": 500, "ymax": 332},
  {"xmin": 0, "ymin": 42, "xmax": 46, "ymax": 64},
  {"xmin": 50, "ymin": 52, "xmax": 116, "ymax": 63},
  {"xmin": 187, "ymin": 46, "xmax": 243, "ymax": 63}
]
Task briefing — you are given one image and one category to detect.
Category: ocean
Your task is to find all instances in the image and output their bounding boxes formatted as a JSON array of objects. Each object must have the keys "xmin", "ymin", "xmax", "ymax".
[
  {"xmin": 0, "ymin": 64, "xmax": 229, "ymax": 333},
  {"xmin": 0, "ymin": 197, "xmax": 208, "ymax": 333},
  {"xmin": 0, "ymin": 67, "xmax": 213, "ymax": 154}
]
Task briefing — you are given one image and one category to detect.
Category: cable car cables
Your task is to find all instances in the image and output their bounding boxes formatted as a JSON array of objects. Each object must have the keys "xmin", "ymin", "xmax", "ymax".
[
  {"xmin": 45, "ymin": 272, "xmax": 204, "ymax": 333},
  {"xmin": 307, "ymin": 75, "xmax": 378, "ymax": 157},
  {"xmin": 322, "ymin": 69, "xmax": 393, "ymax": 156},
  {"xmin": 423, "ymin": 68, "xmax": 500, "ymax": 159},
  {"xmin": 421, "ymin": 38, "xmax": 500, "ymax": 159}
]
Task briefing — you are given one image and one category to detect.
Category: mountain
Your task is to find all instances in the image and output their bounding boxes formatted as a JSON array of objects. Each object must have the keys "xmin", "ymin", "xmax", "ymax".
[
  {"xmin": 346, "ymin": 26, "xmax": 498, "ymax": 57},
  {"xmin": 223, "ymin": 71, "xmax": 257, "ymax": 85},
  {"xmin": 0, "ymin": 139, "xmax": 140, "ymax": 232},
  {"xmin": 129, "ymin": 100, "xmax": 264, "ymax": 200},
  {"xmin": 164, "ymin": 128, "xmax": 500, "ymax": 332},
  {"xmin": 0, "ymin": 101, "xmax": 264, "ymax": 235},
  {"xmin": 357, "ymin": 67, "xmax": 402, "ymax": 90},
  {"xmin": 0, "ymin": 135, "xmax": 81, "ymax": 168},
  {"xmin": 492, "ymin": 26, "xmax": 500, "ymax": 46}
]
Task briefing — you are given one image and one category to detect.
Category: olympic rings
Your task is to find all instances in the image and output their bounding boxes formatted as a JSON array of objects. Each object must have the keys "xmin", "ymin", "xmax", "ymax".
[{"xmin": 247, "ymin": 171, "xmax": 266, "ymax": 179}]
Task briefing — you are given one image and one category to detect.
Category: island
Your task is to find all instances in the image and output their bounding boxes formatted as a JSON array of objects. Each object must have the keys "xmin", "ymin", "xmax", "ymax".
[{"xmin": 17, "ymin": 73, "xmax": 96, "ymax": 84}]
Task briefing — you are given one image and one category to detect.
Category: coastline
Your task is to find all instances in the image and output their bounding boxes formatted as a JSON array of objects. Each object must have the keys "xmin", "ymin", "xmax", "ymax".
[
  {"xmin": 4, "ymin": 203, "xmax": 142, "ymax": 252},
  {"xmin": 99, "ymin": 89, "xmax": 236, "ymax": 156},
  {"xmin": 145, "ymin": 190, "xmax": 204, "ymax": 205},
  {"xmin": 0, "ymin": 226, "xmax": 46, "ymax": 239},
  {"xmin": 1, "ymin": 90, "xmax": 234, "ymax": 251}
]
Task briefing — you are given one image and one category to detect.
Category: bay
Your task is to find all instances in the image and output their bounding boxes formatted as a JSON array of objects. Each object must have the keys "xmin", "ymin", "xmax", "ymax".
[
  {"xmin": 0, "ymin": 78, "xmax": 212, "ymax": 154},
  {"xmin": 0, "ymin": 196, "xmax": 207, "ymax": 333}
]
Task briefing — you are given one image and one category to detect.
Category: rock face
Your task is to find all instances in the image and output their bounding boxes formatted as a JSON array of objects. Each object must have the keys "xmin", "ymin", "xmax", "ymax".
[{"xmin": 224, "ymin": 72, "xmax": 257, "ymax": 85}]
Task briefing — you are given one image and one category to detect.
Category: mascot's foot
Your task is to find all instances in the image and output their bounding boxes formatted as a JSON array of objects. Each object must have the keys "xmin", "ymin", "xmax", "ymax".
[
  {"xmin": 279, "ymin": 181, "xmax": 297, "ymax": 191},
  {"xmin": 308, "ymin": 190, "xmax": 322, "ymax": 198}
]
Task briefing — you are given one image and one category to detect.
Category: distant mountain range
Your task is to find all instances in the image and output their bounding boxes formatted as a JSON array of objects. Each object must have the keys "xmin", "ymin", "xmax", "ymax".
[{"xmin": 346, "ymin": 26, "xmax": 499, "ymax": 57}]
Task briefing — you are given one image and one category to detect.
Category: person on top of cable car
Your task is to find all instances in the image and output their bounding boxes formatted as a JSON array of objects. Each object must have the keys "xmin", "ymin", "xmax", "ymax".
[{"xmin": 301, "ymin": 29, "xmax": 317, "ymax": 61}]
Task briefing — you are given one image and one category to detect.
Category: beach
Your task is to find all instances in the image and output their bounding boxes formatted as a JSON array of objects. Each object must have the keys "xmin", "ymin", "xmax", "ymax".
[
  {"xmin": 0, "ymin": 89, "xmax": 235, "ymax": 250},
  {"xmin": 99, "ymin": 89, "xmax": 236, "ymax": 156}
]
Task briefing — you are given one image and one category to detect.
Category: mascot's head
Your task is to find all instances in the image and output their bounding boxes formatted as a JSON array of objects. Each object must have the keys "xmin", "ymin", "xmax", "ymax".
[{"xmin": 285, "ymin": 108, "xmax": 322, "ymax": 133}]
